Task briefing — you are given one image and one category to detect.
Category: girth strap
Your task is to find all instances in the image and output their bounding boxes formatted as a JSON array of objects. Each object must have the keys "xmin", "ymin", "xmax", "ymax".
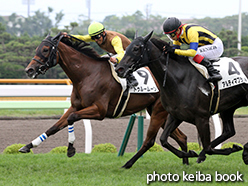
[
  {"xmin": 113, "ymin": 87, "xmax": 129, "ymax": 118},
  {"xmin": 209, "ymin": 81, "xmax": 220, "ymax": 115}
]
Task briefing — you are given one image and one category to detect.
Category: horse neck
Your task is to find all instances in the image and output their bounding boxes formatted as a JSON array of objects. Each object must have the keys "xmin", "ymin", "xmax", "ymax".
[
  {"xmin": 146, "ymin": 42, "xmax": 171, "ymax": 87},
  {"xmin": 146, "ymin": 42, "xmax": 192, "ymax": 89},
  {"xmin": 57, "ymin": 42, "xmax": 110, "ymax": 84}
]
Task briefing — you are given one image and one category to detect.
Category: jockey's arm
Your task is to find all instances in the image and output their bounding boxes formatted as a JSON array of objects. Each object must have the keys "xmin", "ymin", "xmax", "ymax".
[
  {"xmin": 174, "ymin": 43, "xmax": 198, "ymax": 57},
  {"xmin": 71, "ymin": 34, "xmax": 94, "ymax": 42},
  {"xmin": 111, "ymin": 36, "xmax": 125, "ymax": 63},
  {"xmin": 173, "ymin": 29, "xmax": 199, "ymax": 57},
  {"xmin": 173, "ymin": 40, "xmax": 198, "ymax": 57}
]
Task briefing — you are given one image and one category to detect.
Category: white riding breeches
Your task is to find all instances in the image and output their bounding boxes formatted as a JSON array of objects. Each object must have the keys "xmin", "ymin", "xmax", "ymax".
[{"xmin": 196, "ymin": 37, "xmax": 224, "ymax": 60}]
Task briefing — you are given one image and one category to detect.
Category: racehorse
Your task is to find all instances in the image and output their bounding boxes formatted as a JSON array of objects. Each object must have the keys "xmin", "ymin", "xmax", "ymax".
[
  {"xmin": 116, "ymin": 31, "xmax": 248, "ymax": 164},
  {"xmin": 20, "ymin": 32, "xmax": 189, "ymax": 168}
]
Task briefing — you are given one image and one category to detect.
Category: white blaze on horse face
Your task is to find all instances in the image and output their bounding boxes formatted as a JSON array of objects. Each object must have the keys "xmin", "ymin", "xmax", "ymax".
[{"xmin": 198, "ymin": 86, "xmax": 210, "ymax": 96}]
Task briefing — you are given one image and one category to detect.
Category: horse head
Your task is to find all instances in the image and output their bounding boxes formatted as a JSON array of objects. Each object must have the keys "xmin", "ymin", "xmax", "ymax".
[
  {"xmin": 115, "ymin": 31, "xmax": 153, "ymax": 78},
  {"xmin": 25, "ymin": 32, "xmax": 63, "ymax": 78}
]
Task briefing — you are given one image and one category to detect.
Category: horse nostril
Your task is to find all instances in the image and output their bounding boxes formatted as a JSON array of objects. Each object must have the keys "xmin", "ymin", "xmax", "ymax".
[
  {"xmin": 25, "ymin": 68, "xmax": 33, "ymax": 74},
  {"xmin": 25, "ymin": 68, "xmax": 35, "ymax": 77},
  {"xmin": 117, "ymin": 67, "xmax": 123, "ymax": 73}
]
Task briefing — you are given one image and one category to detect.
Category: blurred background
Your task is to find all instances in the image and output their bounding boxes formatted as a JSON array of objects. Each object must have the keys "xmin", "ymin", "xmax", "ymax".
[{"xmin": 0, "ymin": 0, "xmax": 247, "ymax": 79}]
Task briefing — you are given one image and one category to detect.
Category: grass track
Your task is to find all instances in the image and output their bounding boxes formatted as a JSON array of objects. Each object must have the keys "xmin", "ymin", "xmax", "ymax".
[{"xmin": 0, "ymin": 151, "xmax": 247, "ymax": 185}]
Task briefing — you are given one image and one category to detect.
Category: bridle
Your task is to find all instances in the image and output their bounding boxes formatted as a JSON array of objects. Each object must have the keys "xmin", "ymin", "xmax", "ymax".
[
  {"xmin": 32, "ymin": 34, "xmax": 64, "ymax": 77},
  {"xmin": 124, "ymin": 38, "xmax": 167, "ymax": 78}
]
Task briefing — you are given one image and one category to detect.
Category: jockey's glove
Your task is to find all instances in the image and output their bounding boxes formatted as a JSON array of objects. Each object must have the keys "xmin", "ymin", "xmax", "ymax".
[{"xmin": 163, "ymin": 45, "xmax": 175, "ymax": 54}]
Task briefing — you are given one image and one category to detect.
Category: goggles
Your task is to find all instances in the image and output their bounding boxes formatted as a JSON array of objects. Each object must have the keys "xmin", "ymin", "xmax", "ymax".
[
  {"xmin": 167, "ymin": 32, "xmax": 177, "ymax": 38},
  {"xmin": 91, "ymin": 34, "xmax": 102, "ymax": 40}
]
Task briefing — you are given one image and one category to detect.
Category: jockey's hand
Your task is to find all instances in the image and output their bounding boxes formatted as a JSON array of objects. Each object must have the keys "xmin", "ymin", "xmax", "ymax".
[
  {"xmin": 110, "ymin": 57, "xmax": 118, "ymax": 64},
  {"xmin": 61, "ymin": 32, "xmax": 70, "ymax": 38},
  {"xmin": 163, "ymin": 45, "xmax": 175, "ymax": 54}
]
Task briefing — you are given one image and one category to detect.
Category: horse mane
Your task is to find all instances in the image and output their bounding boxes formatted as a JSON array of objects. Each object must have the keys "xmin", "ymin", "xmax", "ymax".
[
  {"xmin": 60, "ymin": 37, "xmax": 109, "ymax": 62},
  {"xmin": 150, "ymin": 37, "xmax": 187, "ymax": 61}
]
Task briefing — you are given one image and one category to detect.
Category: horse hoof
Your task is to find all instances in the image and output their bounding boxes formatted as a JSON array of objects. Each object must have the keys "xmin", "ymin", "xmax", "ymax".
[
  {"xmin": 122, "ymin": 162, "xmax": 133, "ymax": 169},
  {"xmin": 242, "ymin": 147, "xmax": 248, "ymax": 165},
  {"xmin": 187, "ymin": 150, "xmax": 198, "ymax": 157},
  {"xmin": 233, "ymin": 144, "xmax": 243, "ymax": 152},
  {"xmin": 197, "ymin": 156, "xmax": 206, "ymax": 163},
  {"xmin": 19, "ymin": 146, "xmax": 30, "ymax": 153},
  {"xmin": 67, "ymin": 146, "xmax": 76, "ymax": 158}
]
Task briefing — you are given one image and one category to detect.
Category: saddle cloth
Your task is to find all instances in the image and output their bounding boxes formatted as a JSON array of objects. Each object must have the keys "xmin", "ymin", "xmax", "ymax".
[
  {"xmin": 189, "ymin": 57, "xmax": 248, "ymax": 90},
  {"xmin": 108, "ymin": 61, "xmax": 159, "ymax": 117},
  {"xmin": 189, "ymin": 57, "xmax": 248, "ymax": 114}
]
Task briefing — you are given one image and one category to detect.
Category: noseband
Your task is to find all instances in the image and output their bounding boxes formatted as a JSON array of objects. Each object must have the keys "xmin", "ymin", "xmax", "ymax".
[{"xmin": 32, "ymin": 35, "xmax": 64, "ymax": 76}]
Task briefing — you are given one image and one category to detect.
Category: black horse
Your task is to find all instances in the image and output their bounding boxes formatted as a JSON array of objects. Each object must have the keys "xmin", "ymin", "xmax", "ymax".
[{"xmin": 116, "ymin": 31, "xmax": 248, "ymax": 164}]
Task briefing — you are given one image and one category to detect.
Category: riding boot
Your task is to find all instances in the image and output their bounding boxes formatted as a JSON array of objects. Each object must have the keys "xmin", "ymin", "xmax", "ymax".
[
  {"xmin": 200, "ymin": 58, "xmax": 222, "ymax": 82},
  {"xmin": 126, "ymin": 73, "xmax": 138, "ymax": 87}
]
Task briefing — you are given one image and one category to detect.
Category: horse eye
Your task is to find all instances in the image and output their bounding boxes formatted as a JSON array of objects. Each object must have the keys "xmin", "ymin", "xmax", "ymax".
[
  {"xmin": 43, "ymin": 48, "xmax": 49, "ymax": 52},
  {"xmin": 133, "ymin": 46, "xmax": 139, "ymax": 52}
]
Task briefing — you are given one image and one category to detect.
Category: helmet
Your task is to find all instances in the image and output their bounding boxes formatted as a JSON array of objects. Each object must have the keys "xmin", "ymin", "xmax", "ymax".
[
  {"xmin": 162, "ymin": 17, "xmax": 182, "ymax": 34},
  {"xmin": 88, "ymin": 22, "xmax": 105, "ymax": 36}
]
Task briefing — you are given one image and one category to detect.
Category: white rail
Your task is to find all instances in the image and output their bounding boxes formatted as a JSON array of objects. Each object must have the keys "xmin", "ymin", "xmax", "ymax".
[{"xmin": 0, "ymin": 85, "xmax": 92, "ymax": 153}]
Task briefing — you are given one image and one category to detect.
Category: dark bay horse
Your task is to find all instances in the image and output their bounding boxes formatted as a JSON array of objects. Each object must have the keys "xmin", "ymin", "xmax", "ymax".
[
  {"xmin": 116, "ymin": 31, "xmax": 248, "ymax": 164},
  {"xmin": 20, "ymin": 33, "xmax": 188, "ymax": 168}
]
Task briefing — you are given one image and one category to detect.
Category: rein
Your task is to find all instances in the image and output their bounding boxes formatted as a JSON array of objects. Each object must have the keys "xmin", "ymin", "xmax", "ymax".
[
  {"xmin": 32, "ymin": 35, "xmax": 64, "ymax": 77},
  {"xmin": 125, "ymin": 41, "xmax": 165, "ymax": 77},
  {"xmin": 163, "ymin": 53, "xmax": 169, "ymax": 87}
]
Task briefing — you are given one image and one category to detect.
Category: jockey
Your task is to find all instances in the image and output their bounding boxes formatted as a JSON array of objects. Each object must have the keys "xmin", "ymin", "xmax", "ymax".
[
  {"xmin": 162, "ymin": 17, "xmax": 223, "ymax": 82},
  {"xmin": 62, "ymin": 22, "xmax": 138, "ymax": 87}
]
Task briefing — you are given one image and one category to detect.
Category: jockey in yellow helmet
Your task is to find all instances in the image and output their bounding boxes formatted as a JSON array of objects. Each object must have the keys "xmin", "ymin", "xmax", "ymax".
[{"xmin": 62, "ymin": 22, "xmax": 138, "ymax": 87}]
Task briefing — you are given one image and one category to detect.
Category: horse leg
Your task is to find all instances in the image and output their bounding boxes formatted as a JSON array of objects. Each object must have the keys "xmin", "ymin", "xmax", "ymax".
[
  {"xmin": 195, "ymin": 117, "xmax": 212, "ymax": 163},
  {"xmin": 169, "ymin": 128, "xmax": 188, "ymax": 165},
  {"xmin": 210, "ymin": 109, "xmax": 236, "ymax": 149},
  {"xmin": 210, "ymin": 110, "xmax": 242, "ymax": 153},
  {"xmin": 19, "ymin": 107, "xmax": 73, "ymax": 153},
  {"xmin": 197, "ymin": 109, "xmax": 242, "ymax": 163},
  {"xmin": 242, "ymin": 142, "xmax": 248, "ymax": 164},
  {"xmin": 66, "ymin": 104, "xmax": 107, "ymax": 156},
  {"xmin": 67, "ymin": 104, "xmax": 107, "ymax": 122},
  {"xmin": 210, "ymin": 109, "xmax": 243, "ymax": 155},
  {"xmin": 67, "ymin": 124, "xmax": 76, "ymax": 157},
  {"xmin": 160, "ymin": 114, "xmax": 198, "ymax": 159},
  {"xmin": 123, "ymin": 123, "xmax": 189, "ymax": 168},
  {"xmin": 122, "ymin": 126, "xmax": 159, "ymax": 169},
  {"xmin": 122, "ymin": 101, "xmax": 188, "ymax": 169},
  {"xmin": 122, "ymin": 103, "xmax": 166, "ymax": 169}
]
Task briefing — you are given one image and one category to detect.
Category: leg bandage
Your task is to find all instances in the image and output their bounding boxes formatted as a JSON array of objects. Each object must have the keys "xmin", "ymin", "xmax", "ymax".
[
  {"xmin": 32, "ymin": 133, "xmax": 47, "ymax": 147},
  {"xmin": 68, "ymin": 125, "xmax": 76, "ymax": 144}
]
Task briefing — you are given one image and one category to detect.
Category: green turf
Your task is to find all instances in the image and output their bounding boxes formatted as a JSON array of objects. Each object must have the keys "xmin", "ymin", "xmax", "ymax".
[{"xmin": 0, "ymin": 152, "xmax": 246, "ymax": 185}]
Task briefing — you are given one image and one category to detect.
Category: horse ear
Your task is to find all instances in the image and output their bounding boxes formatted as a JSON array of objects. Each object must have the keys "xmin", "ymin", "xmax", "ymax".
[
  {"xmin": 46, "ymin": 31, "xmax": 51, "ymax": 37},
  {"xmin": 134, "ymin": 30, "xmax": 138, "ymax": 39},
  {"xmin": 143, "ymin": 30, "xmax": 154, "ymax": 43},
  {"xmin": 51, "ymin": 32, "xmax": 62, "ymax": 41}
]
